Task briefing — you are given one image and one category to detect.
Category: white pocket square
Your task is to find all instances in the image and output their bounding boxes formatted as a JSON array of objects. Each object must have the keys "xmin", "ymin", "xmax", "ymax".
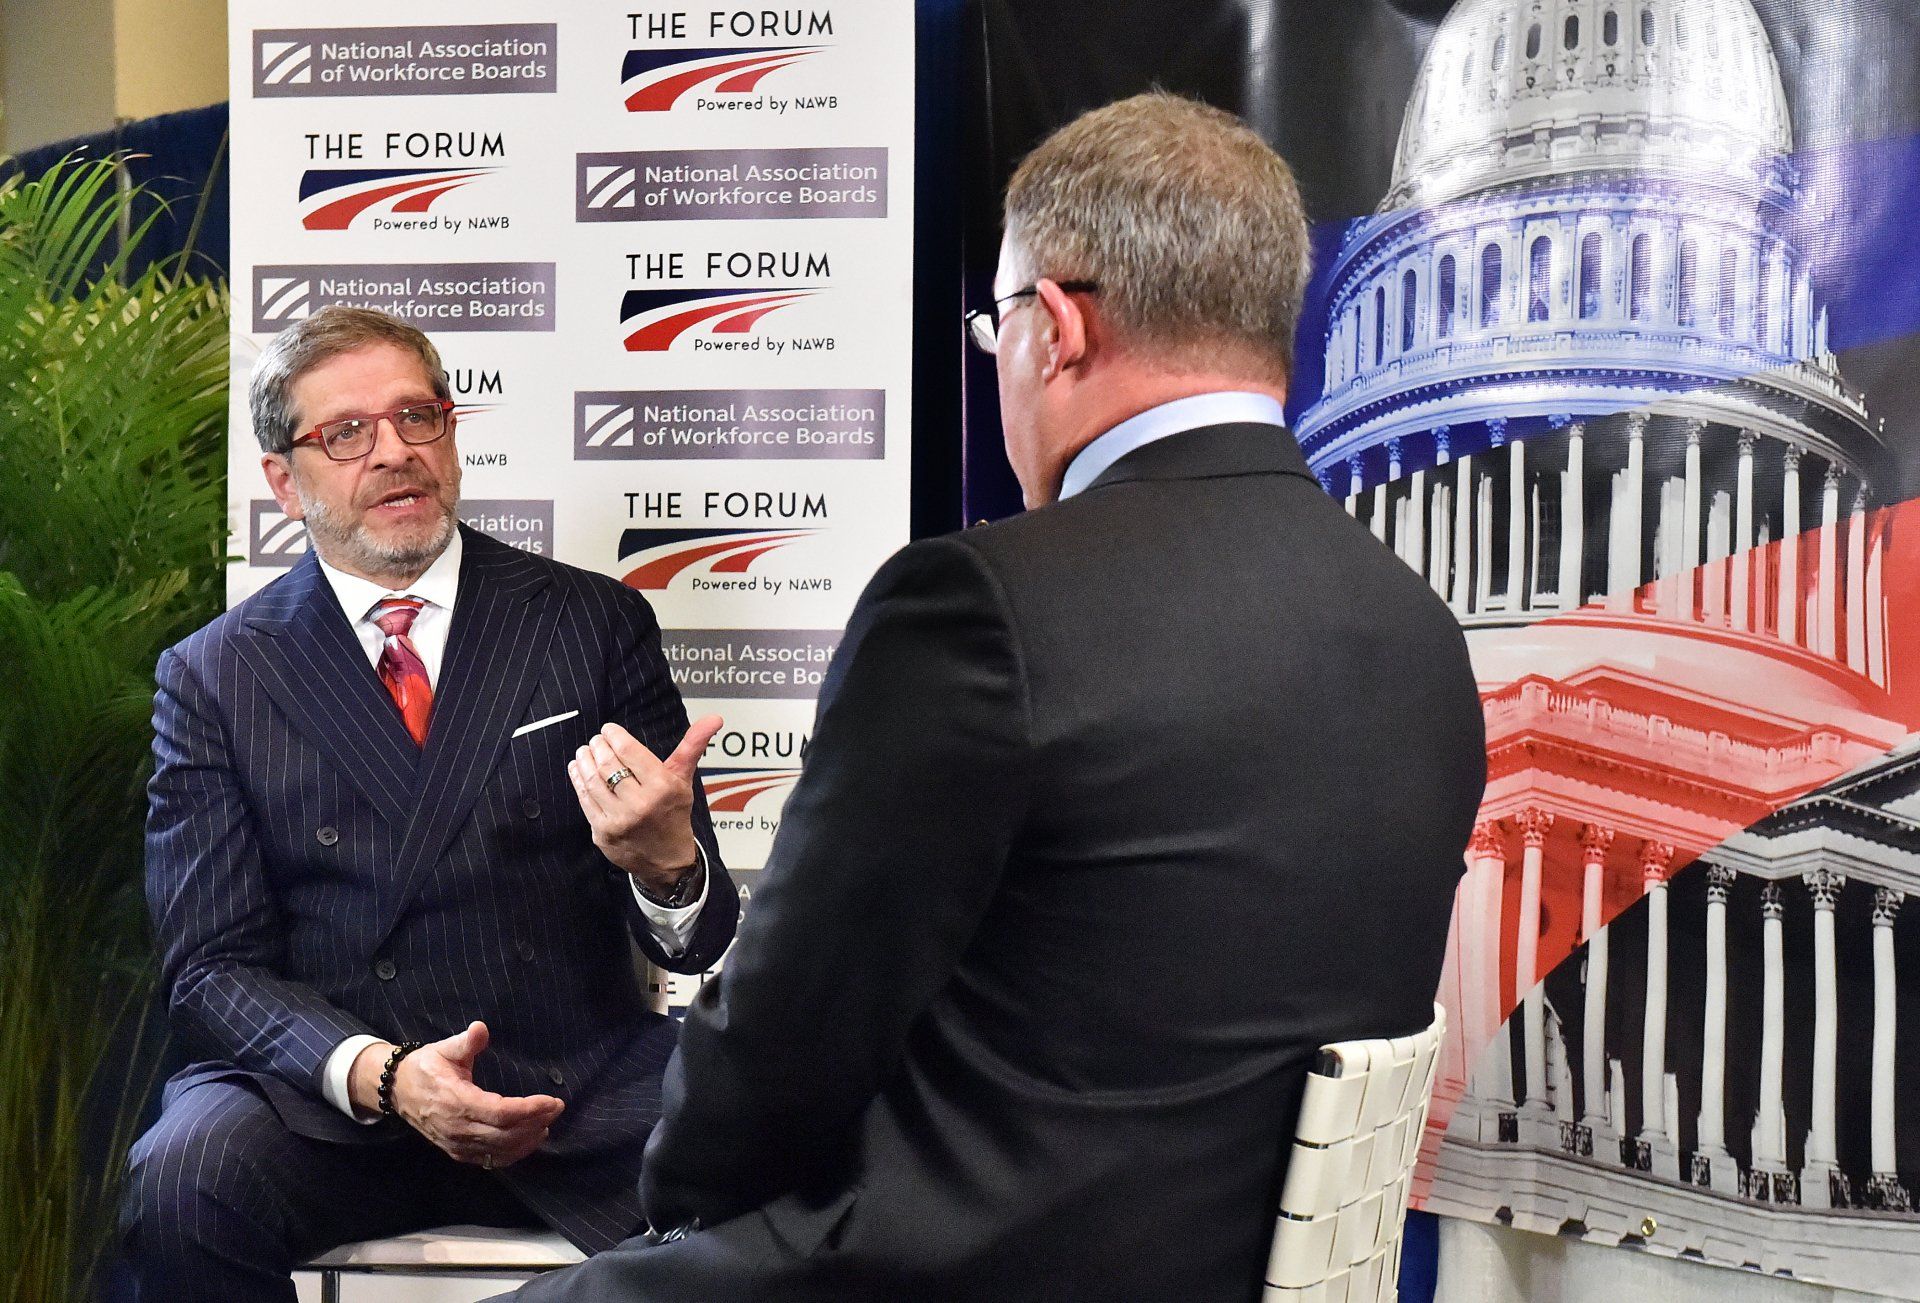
[{"xmin": 512, "ymin": 710, "xmax": 580, "ymax": 739}]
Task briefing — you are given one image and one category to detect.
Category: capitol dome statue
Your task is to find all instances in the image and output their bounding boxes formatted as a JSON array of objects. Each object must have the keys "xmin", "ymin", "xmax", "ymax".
[{"xmin": 1319, "ymin": 0, "xmax": 1920, "ymax": 1264}]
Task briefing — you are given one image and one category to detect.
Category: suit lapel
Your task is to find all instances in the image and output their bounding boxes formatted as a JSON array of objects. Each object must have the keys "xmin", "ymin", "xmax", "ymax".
[
  {"xmin": 236, "ymin": 552, "xmax": 419, "ymax": 829},
  {"xmin": 373, "ymin": 529, "xmax": 560, "ymax": 944}
]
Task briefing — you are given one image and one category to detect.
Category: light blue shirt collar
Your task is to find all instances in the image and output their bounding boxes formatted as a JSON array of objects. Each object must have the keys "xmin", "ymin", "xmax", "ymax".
[{"xmin": 1057, "ymin": 392, "xmax": 1289, "ymax": 500}]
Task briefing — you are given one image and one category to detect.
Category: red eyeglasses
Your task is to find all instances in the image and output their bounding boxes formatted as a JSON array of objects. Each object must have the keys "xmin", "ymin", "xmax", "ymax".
[{"xmin": 289, "ymin": 399, "xmax": 456, "ymax": 462}]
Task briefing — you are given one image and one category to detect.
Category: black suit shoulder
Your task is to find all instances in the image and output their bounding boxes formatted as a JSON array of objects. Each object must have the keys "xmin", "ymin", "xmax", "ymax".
[{"xmin": 469, "ymin": 529, "xmax": 667, "ymax": 640}]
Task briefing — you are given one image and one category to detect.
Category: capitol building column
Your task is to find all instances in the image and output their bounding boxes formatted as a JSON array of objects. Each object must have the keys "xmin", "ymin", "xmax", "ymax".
[
  {"xmin": 1816, "ymin": 466, "xmax": 1840, "ymax": 659},
  {"xmin": 1638, "ymin": 840, "xmax": 1680, "ymax": 1180},
  {"xmin": 1847, "ymin": 484, "xmax": 1869, "ymax": 675},
  {"xmin": 1451, "ymin": 448, "xmax": 1474, "ymax": 615},
  {"xmin": 1682, "ymin": 420, "xmax": 1704, "ymax": 621},
  {"xmin": 1732, "ymin": 431, "xmax": 1756, "ymax": 632},
  {"xmin": 1868, "ymin": 512, "xmax": 1889, "ymax": 685},
  {"xmin": 1515, "ymin": 808, "xmax": 1555, "ymax": 1132},
  {"xmin": 1429, "ymin": 428, "xmax": 1452, "ymax": 599},
  {"xmin": 1559, "ymin": 421, "xmax": 1585, "ymax": 609},
  {"xmin": 1750, "ymin": 882, "xmax": 1791, "ymax": 1199},
  {"xmin": 1506, "ymin": 426, "xmax": 1527, "ymax": 612},
  {"xmin": 1607, "ymin": 413, "xmax": 1646, "ymax": 613},
  {"xmin": 1694, "ymin": 863, "xmax": 1740, "ymax": 1193},
  {"xmin": 1803, "ymin": 867, "xmax": 1847, "ymax": 1208},
  {"xmin": 1406, "ymin": 458, "xmax": 1428, "ymax": 577},
  {"xmin": 1868, "ymin": 887, "xmax": 1909, "ymax": 1211},
  {"xmin": 1463, "ymin": 821, "xmax": 1516, "ymax": 1129},
  {"xmin": 1778, "ymin": 445, "xmax": 1802, "ymax": 645},
  {"xmin": 1579, "ymin": 823, "xmax": 1616, "ymax": 1153}
]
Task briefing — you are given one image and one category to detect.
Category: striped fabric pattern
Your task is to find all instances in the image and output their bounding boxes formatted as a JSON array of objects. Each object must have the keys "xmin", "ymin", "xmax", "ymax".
[{"xmin": 140, "ymin": 527, "xmax": 736, "ymax": 1254}]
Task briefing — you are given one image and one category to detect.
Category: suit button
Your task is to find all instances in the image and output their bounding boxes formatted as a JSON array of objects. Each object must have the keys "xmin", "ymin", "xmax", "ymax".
[
  {"xmin": 521, "ymin": 798, "xmax": 541, "ymax": 820},
  {"xmin": 373, "ymin": 958, "xmax": 397, "ymax": 981},
  {"xmin": 547, "ymin": 1066, "xmax": 565, "ymax": 1087},
  {"xmin": 316, "ymin": 826, "xmax": 340, "ymax": 846},
  {"xmin": 516, "ymin": 940, "xmax": 536, "ymax": 962}
]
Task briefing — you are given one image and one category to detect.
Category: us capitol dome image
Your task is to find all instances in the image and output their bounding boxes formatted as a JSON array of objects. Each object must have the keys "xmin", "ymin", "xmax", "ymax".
[{"xmin": 1293, "ymin": 0, "xmax": 1920, "ymax": 1291}]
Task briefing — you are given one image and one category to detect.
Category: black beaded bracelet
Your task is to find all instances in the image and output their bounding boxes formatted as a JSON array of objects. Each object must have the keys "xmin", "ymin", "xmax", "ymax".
[{"xmin": 377, "ymin": 1040, "xmax": 426, "ymax": 1119}]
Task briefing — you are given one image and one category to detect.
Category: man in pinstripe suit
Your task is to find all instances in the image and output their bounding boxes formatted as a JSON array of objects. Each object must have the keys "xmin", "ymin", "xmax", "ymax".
[{"xmin": 121, "ymin": 306, "xmax": 737, "ymax": 1301}]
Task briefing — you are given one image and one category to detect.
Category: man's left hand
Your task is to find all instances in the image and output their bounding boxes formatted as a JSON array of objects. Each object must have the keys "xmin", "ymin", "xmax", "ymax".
[{"xmin": 569, "ymin": 717, "xmax": 723, "ymax": 896}]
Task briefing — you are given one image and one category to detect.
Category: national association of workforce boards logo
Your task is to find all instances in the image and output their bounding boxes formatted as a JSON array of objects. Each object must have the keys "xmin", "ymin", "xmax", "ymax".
[
  {"xmin": 617, "ymin": 287, "xmax": 818, "ymax": 352},
  {"xmin": 697, "ymin": 766, "xmax": 801, "ymax": 813},
  {"xmin": 252, "ymin": 24, "xmax": 557, "ymax": 99},
  {"xmin": 620, "ymin": 46, "xmax": 824, "ymax": 111},
  {"xmin": 299, "ymin": 167, "xmax": 498, "ymax": 230},
  {"xmin": 617, "ymin": 527, "xmax": 819, "ymax": 589}
]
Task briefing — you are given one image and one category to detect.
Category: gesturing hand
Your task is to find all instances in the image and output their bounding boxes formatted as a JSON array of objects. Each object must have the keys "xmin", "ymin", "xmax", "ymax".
[
  {"xmin": 568, "ymin": 717, "xmax": 723, "ymax": 896},
  {"xmin": 384, "ymin": 1022, "xmax": 564, "ymax": 1169}
]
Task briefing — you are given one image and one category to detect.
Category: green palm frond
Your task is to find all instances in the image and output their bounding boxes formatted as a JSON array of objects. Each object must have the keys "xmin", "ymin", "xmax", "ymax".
[{"xmin": 0, "ymin": 152, "xmax": 228, "ymax": 1301}]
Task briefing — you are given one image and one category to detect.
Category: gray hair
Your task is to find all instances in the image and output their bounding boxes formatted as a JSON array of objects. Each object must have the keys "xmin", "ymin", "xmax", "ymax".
[
  {"xmin": 248, "ymin": 305, "xmax": 451, "ymax": 455},
  {"xmin": 1004, "ymin": 92, "xmax": 1313, "ymax": 382}
]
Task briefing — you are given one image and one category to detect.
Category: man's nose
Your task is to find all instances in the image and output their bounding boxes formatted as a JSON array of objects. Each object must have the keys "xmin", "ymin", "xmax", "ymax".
[{"xmin": 366, "ymin": 415, "xmax": 420, "ymax": 468}]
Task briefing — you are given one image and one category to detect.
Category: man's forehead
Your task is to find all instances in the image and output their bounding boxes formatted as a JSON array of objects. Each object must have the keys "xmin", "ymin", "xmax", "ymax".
[{"xmin": 293, "ymin": 342, "xmax": 438, "ymax": 418}]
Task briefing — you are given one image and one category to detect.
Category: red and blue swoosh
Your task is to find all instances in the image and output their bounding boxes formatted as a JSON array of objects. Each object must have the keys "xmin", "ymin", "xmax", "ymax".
[
  {"xmin": 617, "ymin": 527, "xmax": 817, "ymax": 590},
  {"xmin": 299, "ymin": 168, "xmax": 494, "ymax": 230},
  {"xmin": 618, "ymin": 287, "xmax": 818, "ymax": 351},
  {"xmin": 621, "ymin": 46, "xmax": 823, "ymax": 111}
]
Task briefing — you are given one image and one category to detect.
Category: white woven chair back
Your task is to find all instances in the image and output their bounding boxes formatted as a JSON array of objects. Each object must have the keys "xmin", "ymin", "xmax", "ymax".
[{"xmin": 1262, "ymin": 1002, "xmax": 1446, "ymax": 1303}]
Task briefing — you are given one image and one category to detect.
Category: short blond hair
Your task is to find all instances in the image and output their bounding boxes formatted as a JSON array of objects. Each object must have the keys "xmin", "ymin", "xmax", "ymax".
[{"xmin": 1004, "ymin": 92, "xmax": 1312, "ymax": 382}]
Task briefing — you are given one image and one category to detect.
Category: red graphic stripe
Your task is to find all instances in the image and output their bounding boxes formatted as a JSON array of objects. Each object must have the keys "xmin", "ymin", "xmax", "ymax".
[
  {"xmin": 713, "ymin": 56, "xmax": 810, "ymax": 93},
  {"xmin": 623, "ymin": 293, "xmax": 808, "ymax": 352},
  {"xmin": 620, "ymin": 532, "xmax": 810, "ymax": 589},
  {"xmin": 707, "ymin": 543, "xmax": 793, "ymax": 574},
  {"xmin": 391, "ymin": 180, "xmax": 476, "ymax": 214},
  {"xmin": 703, "ymin": 774, "xmax": 784, "ymax": 794},
  {"xmin": 625, "ymin": 52, "xmax": 802, "ymax": 112},
  {"xmin": 302, "ymin": 171, "xmax": 488, "ymax": 230},
  {"xmin": 707, "ymin": 779, "xmax": 797, "ymax": 812},
  {"xmin": 711, "ymin": 301, "xmax": 805, "ymax": 335}
]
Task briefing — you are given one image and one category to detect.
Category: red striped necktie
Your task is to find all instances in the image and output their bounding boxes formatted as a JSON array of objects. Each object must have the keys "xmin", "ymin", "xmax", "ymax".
[{"xmin": 371, "ymin": 597, "xmax": 433, "ymax": 746}]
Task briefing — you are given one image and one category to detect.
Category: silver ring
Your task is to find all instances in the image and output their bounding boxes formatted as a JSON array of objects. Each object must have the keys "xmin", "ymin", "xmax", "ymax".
[
  {"xmin": 482, "ymin": 1153, "xmax": 494, "ymax": 1171},
  {"xmin": 604, "ymin": 768, "xmax": 633, "ymax": 791}
]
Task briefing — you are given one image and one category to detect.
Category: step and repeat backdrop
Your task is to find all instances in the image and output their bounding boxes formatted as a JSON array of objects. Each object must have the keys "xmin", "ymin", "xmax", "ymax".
[{"xmin": 226, "ymin": 0, "xmax": 914, "ymax": 1001}]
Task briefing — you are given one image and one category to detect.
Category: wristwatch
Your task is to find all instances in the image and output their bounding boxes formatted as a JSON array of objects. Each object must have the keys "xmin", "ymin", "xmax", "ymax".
[{"xmin": 638, "ymin": 852, "xmax": 704, "ymax": 909}]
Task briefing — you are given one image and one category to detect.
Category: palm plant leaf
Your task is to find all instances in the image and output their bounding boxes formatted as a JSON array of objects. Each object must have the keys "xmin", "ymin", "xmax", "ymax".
[{"xmin": 0, "ymin": 153, "xmax": 227, "ymax": 1301}]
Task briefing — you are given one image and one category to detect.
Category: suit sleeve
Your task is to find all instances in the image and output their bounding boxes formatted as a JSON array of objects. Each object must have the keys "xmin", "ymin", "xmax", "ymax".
[
  {"xmin": 601, "ymin": 585, "xmax": 737, "ymax": 974},
  {"xmin": 640, "ymin": 536, "xmax": 1031, "ymax": 1230},
  {"xmin": 146, "ymin": 647, "xmax": 380, "ymax": 1094}
]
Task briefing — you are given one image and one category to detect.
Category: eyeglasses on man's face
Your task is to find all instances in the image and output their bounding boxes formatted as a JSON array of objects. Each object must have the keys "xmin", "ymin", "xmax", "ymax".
[
  {"xmin": 289, "ymin": 399, "xmax": 456, "ymax": 462},
  {"xmin": 965, "ymin": 280, "xmax": 1100, "ymax": 355}
]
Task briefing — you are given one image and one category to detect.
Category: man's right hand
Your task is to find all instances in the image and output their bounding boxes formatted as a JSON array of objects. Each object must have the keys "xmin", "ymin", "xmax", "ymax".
[{"xmin": 349, "ymin": 1021, "xmax": 564, "ymax": 1169}]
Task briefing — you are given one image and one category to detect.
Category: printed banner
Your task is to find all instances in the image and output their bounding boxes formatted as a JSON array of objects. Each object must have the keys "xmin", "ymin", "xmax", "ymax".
[
  {"xmin": 973, "ymin": 0, "xmax": 1920, "ymax": 1295},
  {"xmin": 228, "ymin": 0, "xmax": 916, "ymax": 1003}
]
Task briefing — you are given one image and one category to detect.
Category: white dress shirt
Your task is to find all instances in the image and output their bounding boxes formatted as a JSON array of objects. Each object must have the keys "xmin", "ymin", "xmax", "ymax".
[
  {"xmin": 1058, "ymin": 391, "xmax": 1290, "ymax": 501},
  {"xmin": 310, "ymin": 530, "xmax": 708, "ymax": 1119}
]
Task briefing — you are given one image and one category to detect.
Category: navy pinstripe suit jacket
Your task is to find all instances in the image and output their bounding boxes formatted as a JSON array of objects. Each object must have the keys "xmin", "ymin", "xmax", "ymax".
[{"xmin": 145, "ymin": 526, "xmax": 735, "ymax": 1251}]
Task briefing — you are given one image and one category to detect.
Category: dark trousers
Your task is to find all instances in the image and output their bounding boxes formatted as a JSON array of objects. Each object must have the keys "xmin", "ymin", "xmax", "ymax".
[{"xmin": 121, "ymin": 1079, "xmax": 539, "ymax": 1303}]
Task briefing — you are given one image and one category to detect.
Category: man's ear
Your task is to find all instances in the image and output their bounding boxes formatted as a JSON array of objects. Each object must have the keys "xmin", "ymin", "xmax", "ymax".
[
  {"xmin": 1034, "ymin": 278, "xmax": 1089, "ymax": 380},
  {"xmin": 261, "ymin": 453, "xmax": 306, "ymax": 521}
]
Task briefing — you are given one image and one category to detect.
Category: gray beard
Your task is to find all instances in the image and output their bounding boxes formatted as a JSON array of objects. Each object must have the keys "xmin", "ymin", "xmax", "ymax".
[{"xmin": 301, "ymin": 492, "xmax": 457, "ymax": 584}]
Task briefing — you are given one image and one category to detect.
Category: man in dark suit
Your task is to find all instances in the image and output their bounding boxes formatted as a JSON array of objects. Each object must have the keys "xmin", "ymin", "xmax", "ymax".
[
  {"xmin": 511, "ymin": 93, "xmax": 1485, "ymax": 1302},
  {"xmin": 121, "ymin": 306, "xmax": 737, "ymax": 1301}
]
